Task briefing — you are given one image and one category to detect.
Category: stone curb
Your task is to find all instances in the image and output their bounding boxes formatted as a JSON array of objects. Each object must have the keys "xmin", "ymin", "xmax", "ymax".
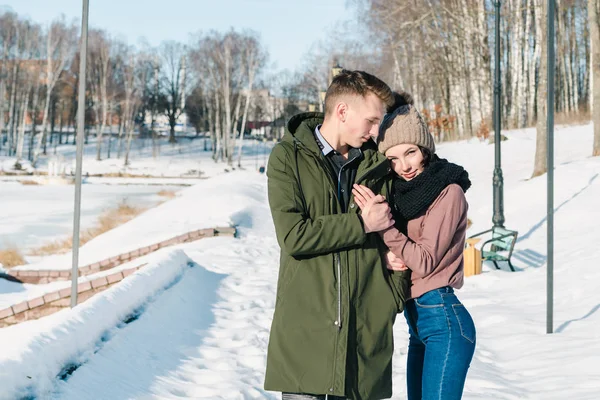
[
  {"xmin": 0, "ymin": 225, "xmax": 236, "ymax": 327},
  {"xmin": 6, "ymin": 226, "xmax": 236, "ymax": 284},
  {"xmin": 0, "ymin": 263, "xmax": 148, "ymax": 328}
]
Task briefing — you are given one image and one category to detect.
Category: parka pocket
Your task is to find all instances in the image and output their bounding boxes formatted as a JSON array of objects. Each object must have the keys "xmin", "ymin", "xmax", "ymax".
[
  {"xmin": 276, "ymin": 258, "xmax": 300, "ymax": 306},
  {"xmin": 388, "ymin": 269, "xmax": 411, "ymax": 313}
]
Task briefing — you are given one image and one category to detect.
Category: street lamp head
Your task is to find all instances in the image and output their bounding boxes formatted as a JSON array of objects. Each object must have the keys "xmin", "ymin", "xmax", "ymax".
[
  {"xmin": 331, "ymin": 63, "xmax": 343, "ymax": 79},
  {"xmin": 319, "ymin": 90, "xmax": 327, "ymax": 104}
]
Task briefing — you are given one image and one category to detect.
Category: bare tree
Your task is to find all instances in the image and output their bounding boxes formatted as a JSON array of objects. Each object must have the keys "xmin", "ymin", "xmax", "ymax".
[
  {"xmin": 237, "ymin": 32, "xmax": 267, "ymax": 167},
  {"xmin": 13, "ymin": 19, "xmax": 41, "ymax": 163},
  {"xmin": 158, "ymin": 41, "xmax": 187, "ymax": 144},
  {"xmin": 0, "ymin": 12, "xmax": 19, "ymax": 155},
  {"xmin": 591, "ymin": 0, "xmax": 600, "ymax": 156},
  {"xmin": 533, "ymin": 0, "xmax": 548, "ymax": 177},
  {"xmin": 88, "ymin": 30, "xmax": 113, "ymax": 161},
  {"xmin": 32, "ymin": 17, "xmax": 76, "ymax": 165}
]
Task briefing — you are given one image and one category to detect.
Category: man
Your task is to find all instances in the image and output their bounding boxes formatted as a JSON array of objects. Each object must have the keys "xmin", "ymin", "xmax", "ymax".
[{"xmin": 264, "ymin": 70, "xmax": 410, "ymax": 400}]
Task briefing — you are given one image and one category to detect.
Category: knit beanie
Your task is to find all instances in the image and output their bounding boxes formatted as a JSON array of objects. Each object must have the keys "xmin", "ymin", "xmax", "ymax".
[{"xmin": 377, "ymin": 104, "xmax": 436, "ymax": 154}]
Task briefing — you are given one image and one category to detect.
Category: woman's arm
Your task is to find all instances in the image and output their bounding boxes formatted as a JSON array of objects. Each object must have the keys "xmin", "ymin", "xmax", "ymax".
[{"xmin": 379, "ymin": 185, "xmax": 468, "ymax": 278}]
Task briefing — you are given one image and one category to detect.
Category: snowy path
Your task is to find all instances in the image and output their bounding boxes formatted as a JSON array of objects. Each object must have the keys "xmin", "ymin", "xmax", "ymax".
[{"xmin": 50, "ymin": 181, "xmax": 280, "ymax": 400}]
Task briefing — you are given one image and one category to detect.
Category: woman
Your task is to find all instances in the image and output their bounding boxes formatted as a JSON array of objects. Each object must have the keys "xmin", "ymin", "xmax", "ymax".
[{"xmin": 352, "ymin": 94, "xmax": 476, "ymax": 400}]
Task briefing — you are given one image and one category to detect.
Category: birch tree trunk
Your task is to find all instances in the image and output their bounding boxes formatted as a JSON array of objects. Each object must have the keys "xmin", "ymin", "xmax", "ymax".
[
  {"xmin": 533, "ymin": 0, "xmax": 548, "ymax": 177},
  {"xmin": 16, "ymin": 85, "xmax": 31, "ymax": 162},
  {"xmin": 6, "ymin": 61, "xmax": 19, "ymax": 156},
  {"xmin": 28, "ymin": 82, "xmax": 41, "ymax": 161},
  {"xmin": 214, "ymin": 91, "xmax": 222, "ymax": 162},
  {"xmin": 590, "ymin": 0, "xmax": 600, "ymax": 156},
  {"xmin": 528, "ymin": 0, "xmax": 541, "ymax": 126},
  {"xmin": 116, "ymin": 112, "xmax": 125, "ymax": 159},
  {"xmin": 33, "ymin": 21, "xmax": 75, "ymax": 166}
]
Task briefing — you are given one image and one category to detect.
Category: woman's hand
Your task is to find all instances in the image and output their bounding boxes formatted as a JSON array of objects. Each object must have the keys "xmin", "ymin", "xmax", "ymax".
[
  {"xmin": 385, "ymin": 250, "xmax": 409, "ymax": 271},
  {"xmin": 352, "ymin": 184, "xmax": 394, "ymax": 233}
]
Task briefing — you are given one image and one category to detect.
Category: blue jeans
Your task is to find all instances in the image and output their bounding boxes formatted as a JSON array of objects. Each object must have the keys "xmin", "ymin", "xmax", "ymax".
[{"xmin": 404, "ymin": 287, "xmax": 476, "ymax": 400}]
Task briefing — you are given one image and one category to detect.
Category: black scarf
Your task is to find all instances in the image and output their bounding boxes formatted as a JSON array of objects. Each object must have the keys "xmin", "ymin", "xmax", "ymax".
[{"xmin": 390, "ymin": 156, "xmax": 471, "ymax": 232}]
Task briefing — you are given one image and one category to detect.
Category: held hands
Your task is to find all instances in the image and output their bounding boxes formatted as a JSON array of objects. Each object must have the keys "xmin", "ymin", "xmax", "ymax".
[
  {"xmin": 385, "ymin": 250, "xmax": 409, "ymax": 271},
  {"xmin": 352, "ymin": 184, "xmax": 394, "ymax": 233}
]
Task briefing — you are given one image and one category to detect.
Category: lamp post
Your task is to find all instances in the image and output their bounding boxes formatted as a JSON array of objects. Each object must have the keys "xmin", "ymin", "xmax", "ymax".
[
  {"xmin": 546, "ymin": 0, "xmax": 556, "ymax": 334},
  {"xmin": 331, "ymin": 63, "xmax": 343, "ymax": 79},
  {"xmin": 319, "ymin": 90, "xmax": 326, "ymax": 112},
  {"xmin": 71, "ymin": 0, "xmax": 89, "ymax": 308},
  {"xmin": 319, "ymin": 63, "xmax": 343, "ymax": 112},
  {"xmin": 492, "ymin": 0, "xmax": 505, "ymax": 228}
]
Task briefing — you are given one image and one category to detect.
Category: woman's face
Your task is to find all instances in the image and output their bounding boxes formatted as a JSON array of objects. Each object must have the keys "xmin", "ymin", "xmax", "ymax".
[{"xmin": 385, "ymin": 143, "xmax": 425, "ymax": 181}]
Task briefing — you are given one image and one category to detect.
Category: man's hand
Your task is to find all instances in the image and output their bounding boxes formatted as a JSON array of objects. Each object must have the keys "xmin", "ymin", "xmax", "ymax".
[
  {"xmin": 385, "ymin": 250, "xmax": 409, "ymax": 271},
  {"xmin": 352, "ymin": 184, "xmax": 394, "ymax": 233}
]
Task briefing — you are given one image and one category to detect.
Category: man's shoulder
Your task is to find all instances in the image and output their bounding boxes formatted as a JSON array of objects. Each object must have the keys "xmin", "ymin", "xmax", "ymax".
[{"xmin": 271, "ymin": 139, "xmax": 294, "ymax": 158}]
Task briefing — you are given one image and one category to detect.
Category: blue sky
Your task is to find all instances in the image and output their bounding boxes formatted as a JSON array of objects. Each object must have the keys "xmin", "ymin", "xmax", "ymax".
[{"xmin": 1, "ymin": 0, "xmax": 354, "ymax": 72}]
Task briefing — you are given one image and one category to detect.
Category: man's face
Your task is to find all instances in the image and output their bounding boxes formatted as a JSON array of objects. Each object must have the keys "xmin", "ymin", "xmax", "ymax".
[{"xmin": 339, "ymin": 93, "xmax": 386, "ymax": 148}]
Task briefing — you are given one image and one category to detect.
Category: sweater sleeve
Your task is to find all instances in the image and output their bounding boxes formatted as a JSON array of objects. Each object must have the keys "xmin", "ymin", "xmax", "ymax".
[
  {"xmin": 380, "ymin": 185, "xmax": 468, "ymax": 278},
  {"xmin": 267, "ymin": 143, "xmax": 367, "ymax": 257}
]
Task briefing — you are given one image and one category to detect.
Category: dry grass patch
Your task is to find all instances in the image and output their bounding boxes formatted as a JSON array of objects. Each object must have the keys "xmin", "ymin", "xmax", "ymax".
[
  {"xmin": 96, "ymin": 202, "xmax": 145, "ymax": 232},
  {"xmin": 93, "ymin": 172, "xmax": 151, "ymax": 178},
  {"xmin": 555, "ymin": 110, "xmax": 590, "ymax": 126},
  {"xmin": 30, "ymin": 237, "xmax": 75, "ymax": 256},
  {"xmin": 20, "ymin": 179, "xmax": 40, "ymax": 185},
  {"xmin": 19, "ymin": 179, "xmax": 40, "ymax": 186},
  {"xmin": 0, "ymin": 246, "xmax": 27, "ymax": 268},
  {"xmin": 30, "ymin": 201, "xmax": 147, "ymax": 256},
  {"xmin": 157, "ymin": 189, "xmax": 177, "ymax": 199}
]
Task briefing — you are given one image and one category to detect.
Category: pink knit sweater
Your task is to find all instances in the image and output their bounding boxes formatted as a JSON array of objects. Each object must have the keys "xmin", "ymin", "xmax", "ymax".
[{"xmin": 381, "ymin": 184, "xmax": 468, "ymax": 299}]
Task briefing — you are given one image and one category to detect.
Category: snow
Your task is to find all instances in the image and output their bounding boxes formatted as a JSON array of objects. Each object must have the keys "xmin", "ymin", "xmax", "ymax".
[
  {"xmin": 0, "ymin": 249, "xmax": 194, "ymax": 399},
  {"xmin": 0, "ymin": 182, "xmax": 183, "ymax": 252},
  {"xmin": 0, "ymin": 123, "xmax": 599, "ymax": 399},
  {"xmin": 1, "ymin": 135, "xmax": 274, "ymax": 180}
]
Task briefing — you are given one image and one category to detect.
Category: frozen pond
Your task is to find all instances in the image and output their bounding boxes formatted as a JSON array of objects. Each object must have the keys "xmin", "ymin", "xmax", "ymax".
[{"xmin": 0, "ymin": 182, "xmax": 182, "ymax": 252}]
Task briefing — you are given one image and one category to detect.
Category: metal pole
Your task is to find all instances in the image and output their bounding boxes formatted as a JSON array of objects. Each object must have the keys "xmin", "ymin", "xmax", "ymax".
[
  {"xmin": 546, "ymin": 0, "xmax": 555, "ymax": 334},
  {"xmin": 71, "ymin": 0, "xmax": 89, "ymax": 308},
  {"xmin": 492, "ymin": 0, "xmax": 505, "ymax": 228}
]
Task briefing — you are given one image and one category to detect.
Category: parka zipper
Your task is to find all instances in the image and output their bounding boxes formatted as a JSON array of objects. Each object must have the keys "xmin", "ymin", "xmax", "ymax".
[{"xmin": 334, "ymin": 253, "xmax": 342, "ymax": 329}]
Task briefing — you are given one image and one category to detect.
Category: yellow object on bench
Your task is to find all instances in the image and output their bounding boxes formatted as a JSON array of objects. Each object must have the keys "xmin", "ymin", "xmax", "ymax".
[{"xmin": 463, "ymin": 238, "xmax": 482, "ymax": 277}]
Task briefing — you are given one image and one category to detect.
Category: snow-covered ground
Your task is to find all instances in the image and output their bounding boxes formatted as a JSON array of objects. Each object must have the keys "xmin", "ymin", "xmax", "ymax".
[
  {"xmin": 0, "ymin": 135, "xmax": 274, "ymax": 179},
  {"xmin": 0, "ymin": 123, "xmax": 599, "ymax": 399},
  {"xmin": 0, "ymin": 182, "xmax": 183, "ymax": 252}
]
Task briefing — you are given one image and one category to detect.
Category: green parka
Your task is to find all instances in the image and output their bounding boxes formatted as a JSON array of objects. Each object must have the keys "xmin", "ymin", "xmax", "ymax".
[{"xmin": 264, "ymin": 112, "xmax": 410, "ymax": 399}]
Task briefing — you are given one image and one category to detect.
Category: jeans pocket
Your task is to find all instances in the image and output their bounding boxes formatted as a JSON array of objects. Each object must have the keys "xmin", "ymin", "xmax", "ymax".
[
  {"xmin": 452, "ymin": 304, "xmax": 476, "ymax": 343},
  {"xmin": 414, "ymin": 290, "xmax": 444, "ymax": 308}
]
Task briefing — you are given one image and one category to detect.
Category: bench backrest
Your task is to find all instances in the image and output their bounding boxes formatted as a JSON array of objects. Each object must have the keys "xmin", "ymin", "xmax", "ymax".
[{"xmin": 491, "ymin": 227, "xmax": 517, "ymax": 252}]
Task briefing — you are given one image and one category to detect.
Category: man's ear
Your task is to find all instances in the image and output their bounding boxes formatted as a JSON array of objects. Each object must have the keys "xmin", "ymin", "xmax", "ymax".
[{"xmin": 335, "ymin": 101, "xmax": 348, "ymax": 123}]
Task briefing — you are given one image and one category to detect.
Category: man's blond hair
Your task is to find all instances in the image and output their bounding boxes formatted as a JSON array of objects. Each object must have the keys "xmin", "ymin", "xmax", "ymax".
[{"xmin": 324, "ymin": 69, "xmax": 394, "ymax": 116}]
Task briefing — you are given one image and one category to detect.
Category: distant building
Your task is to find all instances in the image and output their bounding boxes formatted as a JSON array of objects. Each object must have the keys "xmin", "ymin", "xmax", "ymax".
[
  {"xmin": 245, "ymin": 89, "xmax": 289, "ymax": 138},
  {"xmin": 143, "ymin": 113, "xmax": 189, "ymax": 136}
]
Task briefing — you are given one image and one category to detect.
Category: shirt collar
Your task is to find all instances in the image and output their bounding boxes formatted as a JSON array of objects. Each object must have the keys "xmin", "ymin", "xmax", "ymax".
[{"xmin": 313, "ymin": 125, "xmax": 334, "ymax": 156}]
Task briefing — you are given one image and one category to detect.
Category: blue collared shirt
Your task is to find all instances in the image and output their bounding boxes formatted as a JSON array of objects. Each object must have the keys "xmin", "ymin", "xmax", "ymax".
[
  {"xmin": 313, "ymin": 124, "xmax": 334, "ymax": 155},
  {"xmin": 312, "ymin": 125, "xmax": 362, "ymax": 212}
]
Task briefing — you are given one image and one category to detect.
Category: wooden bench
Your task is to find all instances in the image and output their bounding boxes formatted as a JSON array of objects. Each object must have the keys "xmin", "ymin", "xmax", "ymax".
[{"xmin": 468, "ymin": 227, "xmax": 518, "ymax": 271}]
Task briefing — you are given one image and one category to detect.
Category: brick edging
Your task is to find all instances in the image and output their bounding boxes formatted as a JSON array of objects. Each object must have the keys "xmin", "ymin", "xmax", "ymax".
[
  {"xmin": 7, "ymin": 226, "xmax": 236, "ymax": 284},
  {"xmin": 0, "ymin": 225, "xmax": 237, "ymax": 327},
  {"xmin": 0, "ymin": 264, "xmax": 146, "ymax": 327}
]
